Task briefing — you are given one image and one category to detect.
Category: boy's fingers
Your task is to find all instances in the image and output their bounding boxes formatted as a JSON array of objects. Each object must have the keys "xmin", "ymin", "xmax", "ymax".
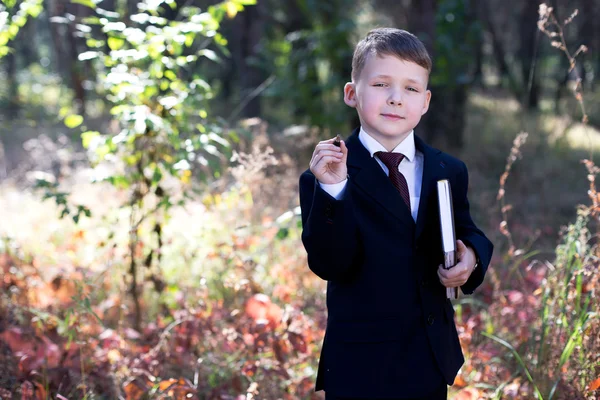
[
  {"xmin": 313, "ymin": 144, "xmax": 343, "ymax": 159},
  {"xmin": 315, "ymin": 150, "xmax": 343, "ymax": 160},
  {"xmin": 313, "ymin": 155, "xmax": 342, "ymax": 170},
  {"xmin": 311, "ymin": 144, "xmax": 343, "ymax": 165},
  {"xmin": 456, "ymin": 239, "xmax": 467, "ymax": 256},
  {"xmin": 438, "ymin": 264, "xmax": 469, "ymax": 279},
  {"xmin": 438, "ymin": 270, "xmax": 467, "ymax": 288},
  {"xmin": 339, "ymin": 140, "xmax": 348, "ymax": 161},
  {"xmin": 317, "ymin": 143, "xmax": 343, "ymax": 151}
]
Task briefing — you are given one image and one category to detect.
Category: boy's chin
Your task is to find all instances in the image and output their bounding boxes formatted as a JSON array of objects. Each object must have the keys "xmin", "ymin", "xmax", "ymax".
[{"xmin": 376, "ymin": 130, "xmax": 414, "ymax": 139}]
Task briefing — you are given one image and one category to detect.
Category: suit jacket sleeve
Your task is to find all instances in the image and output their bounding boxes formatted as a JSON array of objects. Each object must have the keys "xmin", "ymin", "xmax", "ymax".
[
  {"xmin": 299, "ymin": 170, "xmax": 362, "ymax": 281},
  {"xmin": 453, "ymin": 162, "xmax": 494, "ymax": 295}
]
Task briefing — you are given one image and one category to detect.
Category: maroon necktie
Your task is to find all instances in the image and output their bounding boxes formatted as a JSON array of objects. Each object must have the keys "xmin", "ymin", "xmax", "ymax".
[{"xmin": 375, "ymin": 151, "xmax": 411, "ymax": 211}]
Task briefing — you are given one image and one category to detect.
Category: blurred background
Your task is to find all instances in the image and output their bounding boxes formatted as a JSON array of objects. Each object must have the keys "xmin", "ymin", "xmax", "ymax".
[{"xmin": 0, "ymin": 0, "xmax": 599, "ymax": 399}]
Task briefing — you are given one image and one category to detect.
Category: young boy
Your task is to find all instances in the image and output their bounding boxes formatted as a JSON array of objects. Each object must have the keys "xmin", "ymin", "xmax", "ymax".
[{"xmin": 299, "ymin": 28, "xmax": 493, "ymax": 400}]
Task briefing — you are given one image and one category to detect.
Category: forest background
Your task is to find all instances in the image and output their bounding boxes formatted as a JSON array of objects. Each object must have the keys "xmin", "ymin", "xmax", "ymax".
[{"xmin": 0, "ymin": 0, "xmax": 599, "ymax": 399}]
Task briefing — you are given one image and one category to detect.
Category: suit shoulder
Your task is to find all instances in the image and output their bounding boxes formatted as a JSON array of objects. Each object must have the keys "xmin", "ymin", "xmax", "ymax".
[{"xmin": 436, "ymin": 150, "xmax": 467, "ymax": 171}]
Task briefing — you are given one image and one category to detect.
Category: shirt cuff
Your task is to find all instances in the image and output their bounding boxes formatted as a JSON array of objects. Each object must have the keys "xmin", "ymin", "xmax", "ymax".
[{"xmin": 319, "ymin": 178, "xmax": 348, "ymax": 200}]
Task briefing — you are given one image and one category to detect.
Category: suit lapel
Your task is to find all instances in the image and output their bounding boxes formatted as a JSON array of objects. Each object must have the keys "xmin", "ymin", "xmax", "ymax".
[
  {"xmin": 414, "ymin": 134, "xmax": 443, "ymax": 241},
  {"xmin": 346, "ymin": 129, "xmax": 415, "ymax": 229}
]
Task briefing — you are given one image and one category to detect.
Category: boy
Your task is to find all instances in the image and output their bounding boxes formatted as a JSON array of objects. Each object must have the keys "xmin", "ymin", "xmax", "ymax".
[{"xmin": 299, "ymin": 28, "xmax": 493, "ymax": 400}]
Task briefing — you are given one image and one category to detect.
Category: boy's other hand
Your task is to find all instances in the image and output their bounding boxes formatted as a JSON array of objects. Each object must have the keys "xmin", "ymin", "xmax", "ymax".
[
  {"xmin": 310, "ymin": 137, "xmax": 348, "ymax": 185},
  {"xmin": 437, "ymin": 240, "xmax": 477, "ymax": 289}
]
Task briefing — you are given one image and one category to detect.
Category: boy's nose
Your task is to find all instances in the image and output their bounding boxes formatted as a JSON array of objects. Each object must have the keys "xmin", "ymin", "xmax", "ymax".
[{"xmin": 387, "ymin": 93, "xmax": 402, "ymax": 106}]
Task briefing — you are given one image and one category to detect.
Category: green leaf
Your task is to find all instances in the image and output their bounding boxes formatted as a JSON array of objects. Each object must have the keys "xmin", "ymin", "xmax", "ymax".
[
  {"xmin": 107, "ymin": 36, "xmax": 125, "ymax": 50},
  {"xmin": 81, "ymin": 131, "xmax": 100, "ymax": 149},
  {"xmin": 197, "ymin": 49, "xmax": 219, "ymax": 62},
  {"xmin": 71, "ymin": 0, "xmax": 97, "ymax": 9},
  {"xmin": 164, "ymin": 69, "xmax": 177, "ymax": 81},
  {"xmin": 26, "ymin": 1, "xmax": 44, "ymax": 16},
  {"xmin": 13, "ymin": 15, "xmax": 27, "ymax": 28},
  {"xmin": 86, "ymin": 38, "xmax": 105, "ymax": 48},
  {"xmin": 65, "ymin": 115, "xmax": 84, "ymax": 128},
  {"xmin": 0, "ymin": 32, "xmax": 10, "ymax": 47},
  {"xmin": 152, "ymin": 168, "xmax": 163, "ymax": 184},
  {"xmin": 95, "ymin": 7, "xmax": 120, "ymax": 18},
  {"xmin": 81, "ymin": 16, "xmax": 102, "ymax": 25},
  {"xmin": 0, "ymin": 47, "xmax": 11, "ymax": 59},
  {"xmin": 3, "ymin": 0, "xmax": 17, "ymax": 9},
  {"xmin": 78, "ymin": 51, "xmax": 99, "ymax": 61},
  {"xmin": 276, "ymin": 228, "xmax": 289, "ymax": 240},
  {"xmin": 8, "ymin": 24, "xmax": 18, "ymax": 37}
]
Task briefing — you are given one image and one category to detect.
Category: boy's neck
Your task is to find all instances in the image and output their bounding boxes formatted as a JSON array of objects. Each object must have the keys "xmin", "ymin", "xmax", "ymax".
[{"xmin": 362, "ymin": 128, "xmax": 413, "ymax": 152}]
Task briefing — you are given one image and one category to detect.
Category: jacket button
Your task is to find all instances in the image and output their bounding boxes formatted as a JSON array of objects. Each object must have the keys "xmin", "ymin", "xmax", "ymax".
[{"xmin": 427, "ymin": 314, "xmax": 435, "ymax": 325}]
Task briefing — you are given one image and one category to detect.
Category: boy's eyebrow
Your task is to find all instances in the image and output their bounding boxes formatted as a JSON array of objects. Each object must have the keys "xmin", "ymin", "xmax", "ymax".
[
  {"xmin": 372, "ymin": 74, "xmax": 393, "ymax": 79},
  {"xmin": 371, "ymin": 75, "xmax": 425, "ymax": 85}
]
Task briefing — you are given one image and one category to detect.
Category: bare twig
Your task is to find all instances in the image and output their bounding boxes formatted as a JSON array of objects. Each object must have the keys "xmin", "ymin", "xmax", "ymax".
[
  {"xmin": 538, "ymin": 4, "xmax": 590, "ymax": 157},
  {"xmin": 497, "ymin": 132, "xmax": 529, "ymax": 257}
]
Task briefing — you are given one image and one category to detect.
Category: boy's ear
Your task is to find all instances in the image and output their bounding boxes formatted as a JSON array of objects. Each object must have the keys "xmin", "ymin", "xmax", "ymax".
[
  {"xmin": 344, "ymin": 82, "xmax": 357, "ymax": 108},
  {"xmin": 421, "ymin": 89, "xmax": 432, "ymax": 115}
]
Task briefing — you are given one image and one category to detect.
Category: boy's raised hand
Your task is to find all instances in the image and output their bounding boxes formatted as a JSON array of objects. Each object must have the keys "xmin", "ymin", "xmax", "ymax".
[
  {"xmin": 437, "ymin": 240, "xmax": 477, "ymax": 289},
  {"xmin": 309, "ymin": 137, "xmax": 348, "ymax": 185}
]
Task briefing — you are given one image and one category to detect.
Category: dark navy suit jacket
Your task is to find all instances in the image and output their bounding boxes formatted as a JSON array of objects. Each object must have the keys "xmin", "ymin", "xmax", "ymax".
[{"xmin": 299, "ymin": 128, "xmax": 493, "ymax": 398}]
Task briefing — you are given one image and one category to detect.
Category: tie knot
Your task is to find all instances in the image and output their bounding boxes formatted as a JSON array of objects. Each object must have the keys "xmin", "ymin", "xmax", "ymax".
[{"xmin": 375, "ymin": 151, "xmax": 405, "ymax": 169}]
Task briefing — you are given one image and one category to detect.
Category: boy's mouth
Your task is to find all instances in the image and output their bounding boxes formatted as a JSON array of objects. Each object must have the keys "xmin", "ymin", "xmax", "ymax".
[{"xmin": 381, "ymin": 113, "xmax": 404, "ymax": 120}]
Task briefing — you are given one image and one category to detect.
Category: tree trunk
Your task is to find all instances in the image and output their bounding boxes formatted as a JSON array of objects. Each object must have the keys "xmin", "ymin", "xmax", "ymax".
[
  {"xmin": 67, "ymin": 18, "xmax": 86, "ymax": 114},
  {"xmin": 6, "ymin": 50, "xmax": 19, "ymax": 119},
  {"xmin": 407, "ymin": 0, "xmax": 436, "ymax": 53},
  {"xmin": 554, "ymin": 56, "xmax": 569, "ymax": 114},
  {"xmin": 47, "ymin": 0, "xmax": 87, "ymax": 114},
  {"xmin": 518, "ymin": 0, "xmax": 540, "ymax": 110},
  {"xmin": 472, "ymin": 26, "xmax": 484, "ymax": 86},
  {"xmin": 580, "ymin": 0, "xmax": 597, "ymax": 90},
  {"xmin": 424, "ymin": 83, "xmax": 467, "ymax": 149},
  {"xmin": 238, "ymin": 3, "xmax": 266, "ymax": 118},
  {"xmin": 480, "ymin": 0, "xmax": 520, "ymax": 95}
]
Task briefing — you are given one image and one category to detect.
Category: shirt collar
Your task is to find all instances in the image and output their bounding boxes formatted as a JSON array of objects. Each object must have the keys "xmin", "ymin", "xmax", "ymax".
[{"xmin": 358, "ymin": 127, "xmax": 416, "ymax": 162}]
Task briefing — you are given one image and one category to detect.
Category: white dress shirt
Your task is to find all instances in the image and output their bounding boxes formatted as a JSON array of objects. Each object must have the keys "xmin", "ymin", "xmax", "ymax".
[{"xmin": 320, "ymin": 127, "xmax": 423, "ymax": 222}]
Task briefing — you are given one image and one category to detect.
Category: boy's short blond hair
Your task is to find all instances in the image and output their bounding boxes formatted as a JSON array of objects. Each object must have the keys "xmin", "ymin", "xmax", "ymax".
[{"xmin": 352, "ymin": 28, "xmax": 432, "ymax": 81}]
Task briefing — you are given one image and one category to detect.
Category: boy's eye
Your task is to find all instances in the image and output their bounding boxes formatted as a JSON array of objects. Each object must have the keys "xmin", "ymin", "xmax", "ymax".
[
  {"xmin": 407, "ymin": 87, "xmax": 419, "ymax": 92},
  {"xmin": 373, "ymin": 83, "xmax": 386, "ymax": 87}
]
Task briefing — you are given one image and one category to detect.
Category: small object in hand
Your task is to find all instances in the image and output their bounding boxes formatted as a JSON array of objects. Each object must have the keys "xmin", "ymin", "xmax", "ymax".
[{"xmin": 333, "ymin": 134, "xmax": 342, "ymax": 147}]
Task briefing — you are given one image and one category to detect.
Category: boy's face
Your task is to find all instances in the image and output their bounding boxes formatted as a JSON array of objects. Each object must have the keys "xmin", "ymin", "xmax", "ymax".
[{"xmin": 344, "ymin": 53, "xmax": 431, "ymax": 149}]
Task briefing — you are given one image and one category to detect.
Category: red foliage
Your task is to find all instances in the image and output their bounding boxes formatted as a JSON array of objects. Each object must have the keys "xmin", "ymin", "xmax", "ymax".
[{"xmin": 0, "ymin": 250, "xmax": 325, "ymax": 399}]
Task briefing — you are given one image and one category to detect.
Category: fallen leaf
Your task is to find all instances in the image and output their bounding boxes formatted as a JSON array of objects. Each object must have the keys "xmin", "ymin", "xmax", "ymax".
[
  {"xmin": 453, "ymin": 374, "xmax": 467, "ymax": 388},
  {"xmin": 589, "ymin": 376, "xmax": 600, "ymax": 391},
  {"xmin": 158, "ymin": 378, "xmax": 178, "ymax": 391},
  {"xmin": 453, "ymin": 387, "xmax": 480, "ymax": 400}
]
